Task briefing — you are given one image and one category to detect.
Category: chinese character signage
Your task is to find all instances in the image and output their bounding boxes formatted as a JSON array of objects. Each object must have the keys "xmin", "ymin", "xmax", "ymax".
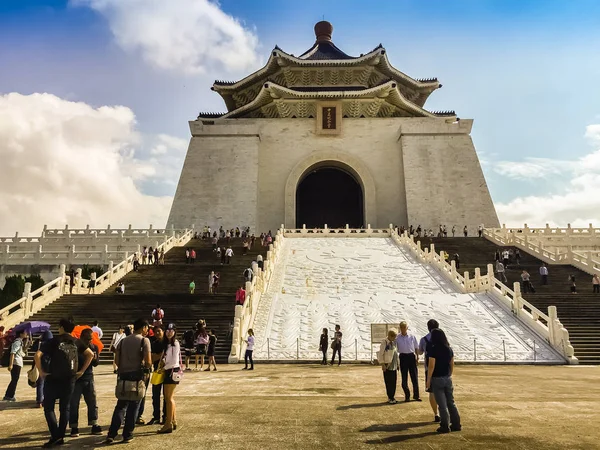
[{"xmin": 316, "ymin": 101, "xmax": 342, "ymax": 135}]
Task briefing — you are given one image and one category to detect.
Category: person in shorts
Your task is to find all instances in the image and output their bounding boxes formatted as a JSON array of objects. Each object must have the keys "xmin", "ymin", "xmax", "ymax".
[
  {"xmin": 182, "ymin": 326, "xmax": 196, "ymax": 371},
  {"xmin": 194, "ymin": 327, "xmax": 209, "ymax": 371},
  {"xmin": 419, "ymin": 319, "xmax": 440, "ymax": 423},
  {"xmin": 205, "ymin": 330, "xmax": 217, "ymax": 371}
]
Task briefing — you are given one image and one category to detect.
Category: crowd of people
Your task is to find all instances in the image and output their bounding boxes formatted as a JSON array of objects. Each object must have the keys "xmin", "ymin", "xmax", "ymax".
[
  {"xmin": 376, "ymin": 319, "xmax": 461, "ymax": 434},
  {"xmin": 399, "ymin": 224, "xmax": 485, "ymax": 238}
]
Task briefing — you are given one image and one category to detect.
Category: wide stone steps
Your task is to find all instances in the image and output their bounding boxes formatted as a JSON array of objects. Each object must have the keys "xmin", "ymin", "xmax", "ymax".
[
  {"xmin": 17, "ymin": 237, "xmax": 269, "ymax": 364},
  {"xmin": 419, "ymin": 237, "xmax": 600, "ymax": 364}
]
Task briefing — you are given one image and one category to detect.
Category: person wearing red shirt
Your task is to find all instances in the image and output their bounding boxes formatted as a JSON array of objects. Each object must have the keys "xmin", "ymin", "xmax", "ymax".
[{"xmin": 236, "ymin": 287, "xmax": 246, "ymax": 306}]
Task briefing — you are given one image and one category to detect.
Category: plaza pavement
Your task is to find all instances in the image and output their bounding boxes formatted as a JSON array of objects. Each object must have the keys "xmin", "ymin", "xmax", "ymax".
[{"xmin": 0, "ymin": 364, "xmax": 598, "ymax": 449}]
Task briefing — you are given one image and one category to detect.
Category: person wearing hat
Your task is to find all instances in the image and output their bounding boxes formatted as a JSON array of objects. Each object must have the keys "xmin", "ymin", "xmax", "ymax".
[{"xmin": 158, "ymin": 323, "xmax": 181, "ymax": 434}]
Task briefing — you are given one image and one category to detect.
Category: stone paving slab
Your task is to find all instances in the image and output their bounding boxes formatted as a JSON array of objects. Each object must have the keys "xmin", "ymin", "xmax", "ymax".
[{"xmin": 0, "ymin": 364, "xmax": 599, "ymax": 449}]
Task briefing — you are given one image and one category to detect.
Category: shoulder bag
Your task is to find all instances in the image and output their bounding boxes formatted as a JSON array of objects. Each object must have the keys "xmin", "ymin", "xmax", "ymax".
[{"xmin": 171, "ymin": 344, "xmax": 184, "ymax": 383}]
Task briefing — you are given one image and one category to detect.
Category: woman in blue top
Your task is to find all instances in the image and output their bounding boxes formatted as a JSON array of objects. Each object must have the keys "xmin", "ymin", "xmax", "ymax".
[{"xmin": 426, "ymin": 329, "xmax": 461, "ymax": 433}]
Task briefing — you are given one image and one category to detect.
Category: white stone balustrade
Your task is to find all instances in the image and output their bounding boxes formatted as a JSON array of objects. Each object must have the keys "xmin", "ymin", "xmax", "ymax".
[
  {"xmin": 0, "ymin": 225, "xmax": 192, "ymax": 266},
  {"xmin": 484, "ymin": 225, "xmax": 600, "ymax": 277},
  {"xmin": 0, "ymin": 229, "xmax": 195, "ymax": 330},
  {"xmin": 229, "ymin": 228, "xmax": 285, "ymax": 363}
]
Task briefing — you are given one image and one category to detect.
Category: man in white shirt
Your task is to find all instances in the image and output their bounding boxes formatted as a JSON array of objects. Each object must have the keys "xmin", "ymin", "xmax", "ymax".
[
  {"xmin": 91, "ymin": 321, "xmax": 103, "ymax": 339},
  {"xmin": 496, "ymin": 261, "xmax": 508, "ymax": 283},
  {"xmin": 225, "ymin": 247, "xmax": 234, "ymax": 264},
  {"xmin": 395, "ymin": 321, "xmax": 420, "ymax": 402},
  {"xmin": 539, "ymin": 264, "xmax": 549, "ymax": 285}
]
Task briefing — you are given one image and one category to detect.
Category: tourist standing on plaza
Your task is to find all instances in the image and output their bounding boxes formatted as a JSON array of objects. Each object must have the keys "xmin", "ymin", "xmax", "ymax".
[
  {"xmin": 159, "ymin": 249, "xmax": 165, "ymax": 265},
  {"xmin": 319, "ymin": 328, "xmax": 329, "ymax": 365},
  {"xmin": 378, "ymin": 329, "xmax": 400, "ymax": 404},
  {"xmin": 91, "ymin": 321, "xmax": 103, "ymax": 339},
  {"xmin": 69, "ymin": 328, "xmax": 101, "ymax": 437},
  {"xmin": 243, "ymin": 329, "xmax": 255, "ymax": 370},
  {"xmin": 31, "ymin": 330, "xmax": 53, "ymax": 407},
  {"xmin": 396, "ymin": 322, "xmax": 420, "ymax": 402},
  {"xmin": 331, "ymin": 325, "xmax": 343, "ymax": 366},
  {"xmin": 35, "ymin": 318, "xmax": 94, "ymax": 448},
  {"xmin": 463, "ymin": 226, "xmax": 468, "ymax": 237},
  {"xmin": 194, "ymin": 327, "xmax": 209, "ymax": 371},
  {"xmin": 148, "ymin": 326, "xmax": 166, "ymax": 425},
  {"xmin": 206, "ymin": 330, "xmax": 217, "ymax": 371},
  {"xmin": 183, "ymin": 326, "xmax": 196, "ymax": 371},
  {"xmin": 426, "ymin": 329, "xmax": 461, "ymax": 433},
  {"xmin": 478, "ymin": 224, "xmax": 483, "ymax": 237},
  {"xmin": 104, "ymin": 319, "xmax": 152, "ymax": 445},
  {"xmin": 451, "ymin": 225, "xmax": 456, "ymax": 237},
  {"xmin": 495, "ymin": 260, "xmax": 508, "ymax": 283},
  {"xmin": 539, "ymin": 264, "xmax": 549, "ymax": 285},
  {"xmin": 142, "ymin": 247, "xmax": 148, "ymax": 265},
  {"xmin": 148, "ymin": 247, "xmax": 154, "ymax": 265},
  {"xmin": 110, "ymin": 326, "xmax": 126, "ymax": 374},
  {"xmin": 593, "ymin": 274, "xmax": 600, "ymax": 293},
  {"xmin": 3, "ymin": 328, "xmax": 29, "ymax": 402},
  {"xmin": 154, "ymin": 248, "xmax": 159, "ymax": 265},
  {"xmin": 225, "ymin": 246, "xmax": 234, "ymax": 264},
  {"xmin": 158, "ymin": 323, "xmax": 181, "ymax": 434},
  {"xmin": 419, "ymin": 319, "xmax": 440, "ymax": 423}
]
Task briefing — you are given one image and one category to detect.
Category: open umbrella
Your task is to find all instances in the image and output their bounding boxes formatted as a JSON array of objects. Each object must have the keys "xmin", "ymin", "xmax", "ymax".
[
  {"xmin": 72, "ymin": 325, "xmax": 104, "ymax": 353},
  {"xmin": 13, "ymin": 321, "xmax": 51, "ymax": 335}
]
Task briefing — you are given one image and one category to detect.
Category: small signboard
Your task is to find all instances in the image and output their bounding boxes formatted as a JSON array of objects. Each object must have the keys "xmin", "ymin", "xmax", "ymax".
[
  {"xmin": 316, "ymin": 101, "xmax": 342, "ymax": 135},
  {"xmin": 370, "ymin": 323, "xmax": 402, "ymax": 344}
]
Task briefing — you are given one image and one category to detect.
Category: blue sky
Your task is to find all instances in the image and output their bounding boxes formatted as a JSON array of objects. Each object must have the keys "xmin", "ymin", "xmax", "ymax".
[{"xmin": 1, "ymin": 0, "xmax": 600, "ymax": 233}]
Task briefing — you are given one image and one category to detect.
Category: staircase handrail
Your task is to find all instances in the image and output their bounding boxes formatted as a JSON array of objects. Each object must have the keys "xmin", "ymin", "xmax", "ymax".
[
  {"xmin": 484, "ymin": 228, "xmax": 600, "ymax": 277},
  {"xmin": 0, "ymin": 229, "xmax": 195, "ymax": 329},
  {"xmin": 283, "ymin": 224, "xmax": 390, "ymax": 236},
  {"xmin": 390, "ymin": 229, "xmax": 577, "ymax": 364},
  {"xmin": 229, "ymin": 227, "xmax": 286, "ymax": 363},
  {"xmin": 490, "ymin": 223, "xmax": 600, "ymax": 236}
]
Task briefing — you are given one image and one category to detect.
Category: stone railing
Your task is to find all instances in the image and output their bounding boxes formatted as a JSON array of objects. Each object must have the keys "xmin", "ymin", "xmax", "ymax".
[
  {"xmin": 229, "ymin": 229, "xmax": 285, "ymax": 363},
  {"xmin": 493, "ymin": 223, "xmax": 600, "ymax": 236},
  {"xmin": 283, "ymin": 224, "xmax": 391, "ymax": 237},
  {"xmin": 1, "ymin": 225, "xmax": 193, "ymax": 263},
  {"xmin": 484, "ymin": 228, "xmax": 600, "ymax": 277},
  {"xmin": 0, "ymin": 229, "xmax": 195, "ymax": 329},
  {"xmin": 392, "ymin": 230, "xmax": 577, "ymax": 363}
]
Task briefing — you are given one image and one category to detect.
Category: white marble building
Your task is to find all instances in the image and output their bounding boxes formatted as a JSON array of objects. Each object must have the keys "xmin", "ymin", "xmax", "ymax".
[{"xmin": 167, "ymin": 21, "xmax": 499, "ymax": 233}]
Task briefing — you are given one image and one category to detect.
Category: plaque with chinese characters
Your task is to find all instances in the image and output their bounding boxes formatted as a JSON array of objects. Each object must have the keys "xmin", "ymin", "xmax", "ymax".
[{"xmin": 316, "ymin": 101, "xmax": 342, "ymax": 135}]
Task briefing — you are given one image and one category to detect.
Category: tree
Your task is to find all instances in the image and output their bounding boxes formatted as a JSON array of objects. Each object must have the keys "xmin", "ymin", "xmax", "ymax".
[
  {"xmin": 25, "ymin": 274, "xmax": 46, "ymax": 292},
  {"xmin": 0, "ymin": 275, "xmax": 26, "ymax": 309}
]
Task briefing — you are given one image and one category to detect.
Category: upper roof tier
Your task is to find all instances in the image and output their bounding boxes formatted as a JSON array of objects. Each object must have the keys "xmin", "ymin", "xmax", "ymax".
[{"xmin": 210, "ymin": 21, "xmax": 442, "ymax": 113}]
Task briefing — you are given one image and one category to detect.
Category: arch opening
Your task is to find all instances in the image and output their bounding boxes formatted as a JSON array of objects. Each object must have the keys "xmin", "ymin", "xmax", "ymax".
[{"xmin": 295, "ymin": 166, "xmax": 364, "ymax": 228}]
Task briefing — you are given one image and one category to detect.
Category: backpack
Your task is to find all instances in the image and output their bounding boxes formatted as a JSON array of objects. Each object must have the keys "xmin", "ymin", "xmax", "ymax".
[{"xmin": 50, "ymin": 338, "xmax": 79, "ymax": 379}]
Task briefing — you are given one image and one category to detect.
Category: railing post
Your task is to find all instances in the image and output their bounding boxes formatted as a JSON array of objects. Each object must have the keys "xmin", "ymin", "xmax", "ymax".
[
  {"xmin": 513, "ymin": 282, "xmax": 522, "ymax": 316},
  {"xmin": 267, "ymin": 338, "xmax": 270, "ymax": 360},
  {"xmin": 464, "ymin": 272, "xmax": 470, "ymax": 293},
  {"xmin": 59, "ymin": 263, "xmax": 66, "ymax": 295},
  {"xmin": 474, "ymin": 267, "xmax": 481, "ymax": 293},
  {"xmin": 533, "ymin": 340, "xmax": 537, "ymax": 362},
  {"xmin": 473, "ymin": 339, "xmax": 477, "ymax": 362},
  {"xmin": 297, "ymin": 337, "xmax": 299, "ymax": 360},
  {"xmin": 548, "ymin": 305, "xmax": 558, "ymax": 346},
  {"xmin": 108, "ymin": 261, "xmax": 114, "ymax": 284},
  {"xmin": 355, "ymin": 338, "xmax": 358, "ymax": 360},
  {"xmin": 23, "ymin": 282, "xmax": 32, "ymax": 315},
  {"xmin": 503, "ymin": 340, "xmax": 506, "ymax": 362}
]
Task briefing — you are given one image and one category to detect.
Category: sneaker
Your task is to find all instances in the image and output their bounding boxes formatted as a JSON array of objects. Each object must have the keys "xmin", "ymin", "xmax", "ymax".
[
  {"xmin": 413, "ymin": 397, "xmax": 422, "ymax": 402},
  {"xmin": 102, "ymin": 437, "xmax": 114, "ymax": 445},
  {"xmin": 436, "ymin": 427, "xmax": 450, "ymax": 434},
  {"xmin": 2, "ymin": 396, "xmax": 16, "ymax": 402},
  {"xmin": 434, "ymin": 415, "xmax": 441, "ymax": 423},
  {"xmin": 147, "ymin": 418, "xmax": 159, "ymax": 426},
  {"xmin": 135, "ymin": 418, "xmax": 145, "ymax": 425},
  {"xmin": 204, "ymin": 368, "xmax": 211, "ymax": 372},
  {"xmin": 91, "ymin": 425, "xmax": 103, "ymax": 435},
  {"xmin": 122, "ymin": 436, "xmax": 135, "ymax": 443},
  {"xmin": 248, "ymin": 367, "xmax": 254, "ymax": 370},
  {"xmin": 70, "ymin": 427, "xmax": 80, "ymax": 437},
  {"xmin": 450, "ymin": 425, "xmax": 462, "ymax": 432}
]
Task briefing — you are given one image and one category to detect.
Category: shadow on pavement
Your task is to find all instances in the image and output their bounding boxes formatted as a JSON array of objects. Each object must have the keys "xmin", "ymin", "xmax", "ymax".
[
  {"xmin": 337, "ymin": 402, "xmax": 391, "ymax": 410},
  {"xmin": 360, "ymin": 421, "xmax": 432, "ymax": 433},
  {"xmin": 365, "ymin": 431, "xmax": 439, "ymax": 444}
]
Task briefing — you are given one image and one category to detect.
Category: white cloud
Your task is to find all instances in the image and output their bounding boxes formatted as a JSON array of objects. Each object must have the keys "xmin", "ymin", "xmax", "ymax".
[
  {"xmin": 0, "ymin": 92, "xmax": 181, "ymax": 236},
  {"xmin": 71, "ymin": 0, "xmax": 261, "ymax": 75},
  {"xmin": 493, "ymin": 158, "xmax": 575, "ymax": 180},
  {"xmin": 496, "ymin": 124, "xmax": 600, "ymax": 226}
]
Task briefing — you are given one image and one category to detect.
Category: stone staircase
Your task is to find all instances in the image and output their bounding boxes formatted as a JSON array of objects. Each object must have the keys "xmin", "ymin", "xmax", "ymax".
[
  {"xmin": 419, "ymin": 237, "xmax": 600, "ymax": 364},
  {"xmin": 21, "ymin": 237, "xmax": 268, "ymax": 364}
]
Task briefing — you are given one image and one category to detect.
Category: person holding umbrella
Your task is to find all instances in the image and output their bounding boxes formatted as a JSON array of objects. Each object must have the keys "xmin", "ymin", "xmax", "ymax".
[{"xmin": 3, "ymin": 328, "xmax": 30, "ymax": 402}]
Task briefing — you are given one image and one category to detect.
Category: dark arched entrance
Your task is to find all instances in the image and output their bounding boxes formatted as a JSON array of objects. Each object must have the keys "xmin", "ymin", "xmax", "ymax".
[{"xmin": 296, "ymin": 167, "xmax": 364, "ymax": 228}]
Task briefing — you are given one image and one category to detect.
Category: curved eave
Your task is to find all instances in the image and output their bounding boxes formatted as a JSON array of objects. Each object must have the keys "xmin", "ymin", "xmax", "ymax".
[
  {"xmin": 212, "ymin": 51, "xmax": 279, "ymax": 93},
  {"xmin": 221, "ymin": 81, "xmax": 440, "ymax": 119},
  {"xmin": 378, "ymin": 53, "xmax": 439, "ymax": 92}
]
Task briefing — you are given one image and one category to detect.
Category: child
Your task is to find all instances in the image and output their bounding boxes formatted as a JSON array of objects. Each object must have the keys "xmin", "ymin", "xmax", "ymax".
[
  {"xmin": 243, "ymin": 329, "xmax": 255, "ymax": 370},
  {"xmin": 206, "ymin": 330, "xmax": 218, "ymax": 371}
]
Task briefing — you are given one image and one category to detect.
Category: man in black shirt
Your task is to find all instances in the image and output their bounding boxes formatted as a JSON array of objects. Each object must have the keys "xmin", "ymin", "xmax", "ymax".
[
  {"xmin": 69, "ymin": 328, "xmax": 101, "ymax": 437},
  {"xmin": 35, "ymin": 318, "xmax": 94, "ymax": 448},
  {"xmin": 330, "ymin": 325, "xmax": 342, "ymax": 366}
]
